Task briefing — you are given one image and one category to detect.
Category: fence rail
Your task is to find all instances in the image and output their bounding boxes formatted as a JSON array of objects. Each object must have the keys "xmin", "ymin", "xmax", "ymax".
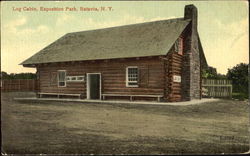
[
  {"xmin": 202, "ymin": 79, "xmax": 232, "ymax": 98},
  {"xmin": 1, "ymin": 79, "xmax": 37, "ymax": 92}
]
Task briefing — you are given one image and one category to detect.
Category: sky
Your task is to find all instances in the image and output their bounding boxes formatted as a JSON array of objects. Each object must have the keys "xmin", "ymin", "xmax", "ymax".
[{"xmin": 1, "ymin": 1, "xmax": 249, "ymax": 74}]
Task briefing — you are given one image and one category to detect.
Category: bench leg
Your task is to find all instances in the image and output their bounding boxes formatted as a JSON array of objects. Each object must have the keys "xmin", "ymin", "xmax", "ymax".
[
  {"xmin": 130, "ymin": 96, "xmax": 133, "ymax": 101},
  {"xmin": 157, "ymin": 97, "xmax": 160, "ymax": 102}
]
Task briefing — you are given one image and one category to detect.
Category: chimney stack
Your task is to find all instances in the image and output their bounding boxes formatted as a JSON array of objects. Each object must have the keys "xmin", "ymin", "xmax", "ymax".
[
  {"xmin": 181, "ymin": 4, "xmax": 201, "ymax": 100},
  {"xmin": 184, "ymin": 4, "xmax": 198, "ymax": 31}
]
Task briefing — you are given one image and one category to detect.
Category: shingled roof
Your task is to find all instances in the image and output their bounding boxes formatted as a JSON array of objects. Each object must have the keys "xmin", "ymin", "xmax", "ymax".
[{"xmin": 21, "ymin": 18, "xmax": 191, "ymax": 65}]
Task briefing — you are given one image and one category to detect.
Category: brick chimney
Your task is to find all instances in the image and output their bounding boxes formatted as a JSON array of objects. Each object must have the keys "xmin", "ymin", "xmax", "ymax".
[{"xmin": 181, "ymin": 4, "xmax": 201, "ymax": 101}]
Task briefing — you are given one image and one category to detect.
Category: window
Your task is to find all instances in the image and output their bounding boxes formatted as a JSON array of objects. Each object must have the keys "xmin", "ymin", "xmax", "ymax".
[
  {"xmin": 174, "ymin": 37, "xmax": 183, "ymax": 55},
  {"xmin": 66, "ymin": 76, "xmax": 85, "ymax": 82},
  {"xmin": 58, "ymin": 70, "xmax": 66, "ymax": 87},
  {"xmin": 126, "ymin": 67, "xmax": 139, "ymax": 87}
]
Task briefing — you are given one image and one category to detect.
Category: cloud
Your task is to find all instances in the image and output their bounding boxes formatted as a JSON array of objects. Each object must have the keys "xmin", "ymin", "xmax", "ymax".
[
  {"xmin": 211, "ymin": 18, "xmax": 248, "ymax": 38},
  {"xmin": 81, "ymin": 14, "xmax": 146, "ymax": 30},
  {"xmin": 150, "ymin": 16, "xmax": 177, "ymax": 21},
  {"xmin": 3, "ymin": 16, "xmax": 50, "ymax": 35},
  {"xmin": 204, "ymin": 18, "xmax": 248, "ymax": 74},
  {"xmin": 3, "ymin": 16, "xmax": 27, "ymax": 33},
  {"xmin": 56, "ymin": 14, "xmax": 76, "ymax": 26},
  {"xmin": 53, "ymin": 14, "xmax": 179, "ymax": 35},
  {"xmin": 80, "ymin": 15, "xmax": 178, "ymax": 31}
]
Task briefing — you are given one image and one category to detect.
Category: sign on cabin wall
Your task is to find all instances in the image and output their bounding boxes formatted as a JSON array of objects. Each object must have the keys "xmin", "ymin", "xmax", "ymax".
[{"xmin": 173, "ymin": 75, "xmax": 181, "ymax": 83}]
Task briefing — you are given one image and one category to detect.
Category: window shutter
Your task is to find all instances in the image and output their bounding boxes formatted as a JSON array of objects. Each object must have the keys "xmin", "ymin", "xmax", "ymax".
[
  {"xmin": 50, "ymin": 72, "xmax": 57, "ymax": 86},
  {"xmin": 139, "ymin": 67, "xmax": 149, "ymax": 87}
]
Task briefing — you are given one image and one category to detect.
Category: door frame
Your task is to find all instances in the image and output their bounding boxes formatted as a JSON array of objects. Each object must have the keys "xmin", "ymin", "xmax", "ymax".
[{"xmin": 86, "ymin": 73, "xmax": 102, "ymax": 100}]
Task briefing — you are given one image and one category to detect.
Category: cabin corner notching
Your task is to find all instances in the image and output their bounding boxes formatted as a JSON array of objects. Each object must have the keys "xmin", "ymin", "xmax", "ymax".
[{"xmin": 21, "ymin": 5, "xmax": 208, "ymax": 102}]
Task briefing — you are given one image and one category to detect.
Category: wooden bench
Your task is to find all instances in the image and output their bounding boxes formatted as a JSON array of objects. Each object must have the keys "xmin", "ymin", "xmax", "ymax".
[
  {"xmin": 37, "ymin": 92, "xmax": 81, "ymax": 99},
  {"xmin": 102, "ymin": 94, "xmax": 164, "ymax": 102}
]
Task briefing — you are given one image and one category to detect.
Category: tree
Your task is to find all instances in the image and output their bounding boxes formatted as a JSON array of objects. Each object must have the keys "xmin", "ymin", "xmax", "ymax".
[
  {"xmin": 202, "ymin": 66, "xmax": 227, "ymax": 79},
  {"xmin": 1, "ymin": 71, "xmax": 9, "ymax": 79},
  {"xmin": 226, "ymin": 63, "xmax": 248, "ymax": 96},
  {"xmin": 0, "ymin": 71, "xmax": 36, "ymax": 80}
]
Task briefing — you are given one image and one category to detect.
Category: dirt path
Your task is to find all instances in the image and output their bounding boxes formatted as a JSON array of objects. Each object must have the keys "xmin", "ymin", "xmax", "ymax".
[{"xmin": 1, "ymin": 92, "xmax": 249, "ymax": 154}]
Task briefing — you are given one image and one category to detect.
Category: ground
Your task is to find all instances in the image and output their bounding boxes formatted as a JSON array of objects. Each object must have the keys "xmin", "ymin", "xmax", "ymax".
[{"xmin": 1, "ymin": 92, "xmax": 249, "ymax": 154}]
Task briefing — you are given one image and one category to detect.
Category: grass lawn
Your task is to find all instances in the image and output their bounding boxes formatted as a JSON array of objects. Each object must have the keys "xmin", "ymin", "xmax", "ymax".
[{"xmin": 1, "ymin": 92, "xmax": 249, "ymax": 154}]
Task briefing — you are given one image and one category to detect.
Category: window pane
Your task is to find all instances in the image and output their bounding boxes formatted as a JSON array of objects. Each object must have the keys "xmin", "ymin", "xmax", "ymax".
[
  {"xmin": 128, "ymin": 82, "xmax": 137, "ymax": 86},
  {"xmin": 58, "ymin": 71, "xmax": 66, "ymax": 81},
  {"xmin": 77, "ymin": 76, "xmax": 83, "ymax": 80},
  {"xmin": 59, "ymin": 82, "xmax": 65, "ymax": 86}
]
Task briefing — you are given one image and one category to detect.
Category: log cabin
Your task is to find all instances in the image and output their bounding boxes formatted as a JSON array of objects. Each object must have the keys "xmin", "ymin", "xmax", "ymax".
[{"xmin": 21, "ymin": 5, "xmax": 208, "ymax": 102}]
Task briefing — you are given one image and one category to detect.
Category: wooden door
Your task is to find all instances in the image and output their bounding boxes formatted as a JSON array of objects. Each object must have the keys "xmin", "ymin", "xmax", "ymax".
[{"xmin": 89, "ymin": 74, "xmax": 100, "ymax": 99}]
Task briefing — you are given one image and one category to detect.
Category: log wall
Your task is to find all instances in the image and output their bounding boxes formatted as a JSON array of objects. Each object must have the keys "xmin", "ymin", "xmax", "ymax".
[
  {"xmin": 164, "ymin": 49, "xmax": 183, "ymax": 102},
  {"xmin": 37, "ymin": 57, "xmax": 165, "ymax": 100}
]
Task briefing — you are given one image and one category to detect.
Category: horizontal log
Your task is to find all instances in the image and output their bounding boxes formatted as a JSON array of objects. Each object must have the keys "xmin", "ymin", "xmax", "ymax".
[
  {"xmin": 168, "ymin": 94, "xmax": 181, "ymax": 98},
  {"xmin": 170, "ymin": 66, "xmax": 182, "ymax": 71},
  {"xmin": 170, "ymin": 62, "xmax": 182, "ymax": 68},
  {"xmin": 168, "ymin": 71, "xmax": 182, "ymax": 75},
  {"xmin": 172, "ymin": 54, "xmax": 183, "ymax": 59},
  {"xmin": 40, "ymin": 87, "xmax": 86, "ymax": 92},
  {"xmin": 103, "ymin": 79, "xmax": 126, "ymax": 83}
]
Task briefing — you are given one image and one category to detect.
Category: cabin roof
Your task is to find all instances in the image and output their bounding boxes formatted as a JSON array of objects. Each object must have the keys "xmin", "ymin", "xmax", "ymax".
[{"xmin": 21, "ymin": 18, "xmax": 191, "ymax": 65}]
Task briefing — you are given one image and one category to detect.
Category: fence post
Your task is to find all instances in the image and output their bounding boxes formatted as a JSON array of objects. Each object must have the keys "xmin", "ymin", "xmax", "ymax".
[{"xmin": 229, "ymin": 85, "xmax": 232, "ymax": 98}]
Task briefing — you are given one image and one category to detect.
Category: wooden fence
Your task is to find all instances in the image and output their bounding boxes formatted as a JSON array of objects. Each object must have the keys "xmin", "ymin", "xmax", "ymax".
[
  {"xmin": 1, "ymin": 78, "xmax": 233, "ymax": 97},
  {"xmin": 202, "ymin": 79, "xmax": 232, "ymax": 98},
  {"xmin": 1, "ymin": 79, "xmax": 37, "ymax": 92}
]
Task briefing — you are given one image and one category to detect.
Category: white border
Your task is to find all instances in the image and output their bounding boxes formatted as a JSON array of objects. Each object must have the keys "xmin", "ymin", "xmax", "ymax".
[{"xmin": 86, "ymin": 73, "xmax": 102, "ymax": 100}]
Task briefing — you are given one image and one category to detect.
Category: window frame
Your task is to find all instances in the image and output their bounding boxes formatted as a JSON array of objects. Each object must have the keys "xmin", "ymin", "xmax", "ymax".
[
  {"xmin": 126, "ymin": 66, "xmax": 139, "ymax": 87},
  {"xmin": 58, "ymin": 70, "xmax": 66, "ymax": 87},
  {"xmin": 66, "ymin": 76, "xmax": 85, "ymax": 82}
]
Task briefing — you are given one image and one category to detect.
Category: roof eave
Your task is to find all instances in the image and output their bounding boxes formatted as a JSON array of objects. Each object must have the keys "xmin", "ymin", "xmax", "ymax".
[{"xmin": 198, "ymin": 34, "xmax": 208, "ymax": 69}]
